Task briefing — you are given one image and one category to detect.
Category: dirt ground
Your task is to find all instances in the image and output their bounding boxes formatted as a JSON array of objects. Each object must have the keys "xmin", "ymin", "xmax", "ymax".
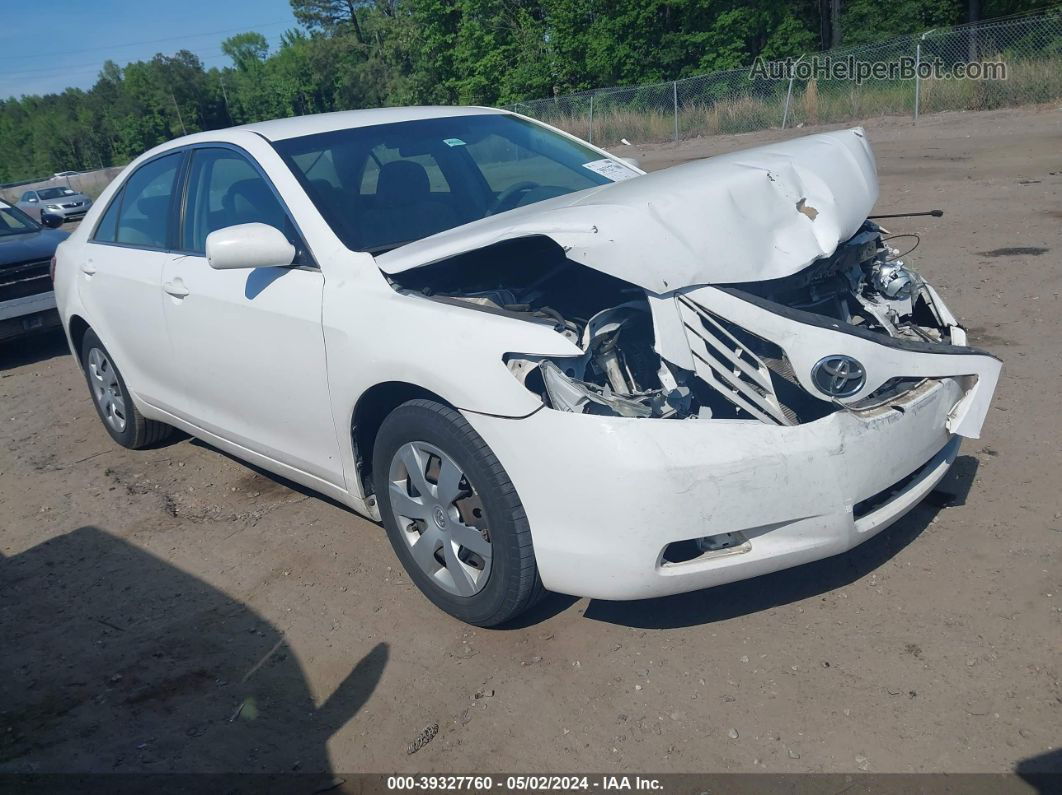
[{"xmin": 1, "ymin": 105, "xmax": 1060, "ymax": 777}]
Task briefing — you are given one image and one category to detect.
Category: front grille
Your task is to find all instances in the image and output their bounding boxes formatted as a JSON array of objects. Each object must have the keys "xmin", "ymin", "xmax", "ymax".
[
  {"xmin": 678, "ymin": 295, "xmax": 794, "ymax": 425},
  {"xmin": 678, "ymin": 295, "xmax": 841, "ymax": 426},
  {"xmin": 0, "ymin": 259, "xmax": 52, "ymax": 301}
]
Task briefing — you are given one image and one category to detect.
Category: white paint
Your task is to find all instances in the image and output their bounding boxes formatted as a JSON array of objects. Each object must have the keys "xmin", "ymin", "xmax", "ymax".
[
  {"xmin": 205, "ymin": 223, "xmax": 295, "ymax": 270},
  {"xmin": 52, "ymin": 108, "xmax": 999, "ymax": 607},
  {"xmin": 463, "ymin": 391, "xmax": 962, "ymax": 600}
]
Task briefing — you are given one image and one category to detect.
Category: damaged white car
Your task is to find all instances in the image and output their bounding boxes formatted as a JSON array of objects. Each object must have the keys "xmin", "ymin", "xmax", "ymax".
[{"xmin": 54, "ymin": 107, "xmax": 1000, "ymax": 626}]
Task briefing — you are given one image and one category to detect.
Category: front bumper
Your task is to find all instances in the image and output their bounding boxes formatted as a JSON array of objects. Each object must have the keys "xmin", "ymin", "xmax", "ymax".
[
  {"xmin": 463, "ymin": 376, "xmax": 968, "ymax": 600},
  {"xmin": 0, "ymin": 291, "xmax": 56, "ymax": 322},
  {"xmin": 42, "ymin": 203, "xmax": 90, "ymax": 221}
]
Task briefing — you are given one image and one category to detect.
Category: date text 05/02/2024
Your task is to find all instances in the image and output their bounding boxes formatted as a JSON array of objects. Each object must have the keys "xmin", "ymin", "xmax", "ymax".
[{"xmin": 386, "ymin": 775, "xmax": 664, "ymax": 791}]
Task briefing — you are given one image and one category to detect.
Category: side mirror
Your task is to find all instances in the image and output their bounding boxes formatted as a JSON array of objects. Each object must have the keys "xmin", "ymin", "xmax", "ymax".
[
  {"xmin": 205, "ymin": 223, "xmax": 296, "ymax": 270},
  {"xmin": 619, "ymin": 157, "xmax": 641, "ymax": 169},
  {"xmin": 41, "ymin": 214, "xmax": 63, "ymax": 228}
]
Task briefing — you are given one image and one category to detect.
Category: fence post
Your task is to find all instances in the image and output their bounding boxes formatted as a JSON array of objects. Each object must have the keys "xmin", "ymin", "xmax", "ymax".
[
  {"xmin": 781, "ymin": 55, "xmax": 804, "ymax": 129},
  {"xmin": 672, "ymin": 81, "xmax": 679, "ymax": 143},
  {"xmin": 914, "ymin": 30, "xmax": 934, "ymax": 124},
  {"xmin": 589, "ymin": 94, "xmax": 594, "ymax": 144}
]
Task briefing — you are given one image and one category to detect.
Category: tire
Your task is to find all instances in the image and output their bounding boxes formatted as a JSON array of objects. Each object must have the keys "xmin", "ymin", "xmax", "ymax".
[
  {"xmin": 373, "ymin": 399, "xmax": 544, "ymax": 626},
  {"xmin": 80, "ymin": 328, "xmax": 171, "ymax": 449}
]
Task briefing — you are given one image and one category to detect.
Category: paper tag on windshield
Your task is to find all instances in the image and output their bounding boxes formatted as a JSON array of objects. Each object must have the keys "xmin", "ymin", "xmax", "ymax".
[
  {"xmin": 443, "ymin": 138, "xmax": 466, "ymax": 147},
  {"xmin": 582, "ymin": 158, "xmax": 638, "ymax": 182}
]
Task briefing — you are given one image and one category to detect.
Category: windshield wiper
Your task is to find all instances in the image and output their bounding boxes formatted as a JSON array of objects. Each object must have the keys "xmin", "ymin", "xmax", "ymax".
[{"xmin": 362, "ymin": 239, "xmax": 419, "ymax": 255}]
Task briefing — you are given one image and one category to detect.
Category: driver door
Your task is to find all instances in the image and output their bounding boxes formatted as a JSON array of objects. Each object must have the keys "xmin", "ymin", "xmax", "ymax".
[{"xmin": 161, "ymin": 146, "xmax": 343, "ymax": 487}]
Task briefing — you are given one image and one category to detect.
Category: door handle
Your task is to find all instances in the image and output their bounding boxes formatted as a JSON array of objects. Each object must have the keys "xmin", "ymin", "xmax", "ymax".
[
  {"xmin": 163, "ymin": 279, "xmax": 190, "ymax": 299},
  {"xmin": 80, "ymin": 262, "xmax": 97, "ymax": 276}
]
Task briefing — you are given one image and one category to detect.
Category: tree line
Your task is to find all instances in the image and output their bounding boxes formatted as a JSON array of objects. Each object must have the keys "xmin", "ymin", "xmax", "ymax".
[{"xmin": 0, "ymin": 0, "xmax": 1049, "ymax": 182}]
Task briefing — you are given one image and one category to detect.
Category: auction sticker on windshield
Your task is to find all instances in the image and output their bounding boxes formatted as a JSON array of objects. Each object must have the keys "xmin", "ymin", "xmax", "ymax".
[{"xmin": 582, "ymin": 158, "xmax": 639, "ymax": 181}]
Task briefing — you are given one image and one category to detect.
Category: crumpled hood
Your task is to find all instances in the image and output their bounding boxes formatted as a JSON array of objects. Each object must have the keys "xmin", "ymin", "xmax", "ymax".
[{"xmin": 376, "ymin": 127, "xmax": 878, "ymax": 293}]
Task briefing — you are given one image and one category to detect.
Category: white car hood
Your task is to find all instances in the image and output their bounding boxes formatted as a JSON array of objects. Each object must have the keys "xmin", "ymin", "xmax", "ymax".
[{"xmin": 376, "ymin": 127, "xmax": 878, "ymax": 293}]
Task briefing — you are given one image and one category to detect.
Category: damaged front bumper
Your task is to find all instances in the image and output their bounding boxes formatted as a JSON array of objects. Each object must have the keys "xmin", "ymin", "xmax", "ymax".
[
  {"xmin": 463, "ymin": 375, "xmax": 966, "ymax": 601},
  {"xmin": 474, "ymin": 274, "xmax": 999, "ymax": 601}
]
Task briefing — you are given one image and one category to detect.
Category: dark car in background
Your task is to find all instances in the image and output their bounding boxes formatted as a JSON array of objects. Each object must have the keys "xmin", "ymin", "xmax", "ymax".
[{"xmin": 0, "ymin": 199, "xmax": 68, "ymax": 342}]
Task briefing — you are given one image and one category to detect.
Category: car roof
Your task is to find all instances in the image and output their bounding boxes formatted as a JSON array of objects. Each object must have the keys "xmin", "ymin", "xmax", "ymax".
[
  {"xmin": 231, "ymin": 106, "xmax": 507, "ymax": 143},
  {"xmin": 126, "ymin": 106, "xmax": 516, "ymax": 171}
]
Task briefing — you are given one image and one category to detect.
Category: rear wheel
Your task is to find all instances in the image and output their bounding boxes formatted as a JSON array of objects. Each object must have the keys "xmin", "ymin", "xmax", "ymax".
[
  {"xmin": 373, "ymin": 399, "xmax": 543, "ymax": 626},
  {"xmin": 80, "ymin": 329, "xmax": 171, "ymax": 449}
]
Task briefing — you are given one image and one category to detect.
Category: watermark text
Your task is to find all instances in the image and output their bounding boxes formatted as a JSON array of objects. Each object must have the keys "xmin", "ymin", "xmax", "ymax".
[{"xmin": 750, "ymin": 55, "xmax": 1007, "ymax": 84}]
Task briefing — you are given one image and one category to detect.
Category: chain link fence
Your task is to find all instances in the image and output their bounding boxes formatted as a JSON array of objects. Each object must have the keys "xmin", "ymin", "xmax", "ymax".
[{"xmin": 511, "ymin": 9, "xmax": 1062, "ymax": 147}]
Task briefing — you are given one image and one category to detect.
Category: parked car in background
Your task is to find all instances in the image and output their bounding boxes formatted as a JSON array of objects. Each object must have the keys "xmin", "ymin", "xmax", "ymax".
[
  {"xmin": 17, "ymin": 186, "xmax": 92, "ymax": 223},
  {"xmin": 53, "ymin": 171, "xmax": 80, "ymax": 178},
  {"xmin": 1, "ymin": 199, "xmax": 67, "ymax": 342},
  {"xmin": 53, "ymin": 107, "xmax": 1000, "ymax": 626}
]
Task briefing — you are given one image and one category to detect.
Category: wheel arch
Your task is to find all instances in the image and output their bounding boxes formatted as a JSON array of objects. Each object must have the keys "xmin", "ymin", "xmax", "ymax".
[
  {"xmin": 351, "ymin": 381, "xmax": 453, "ymax": 500},
  {"xmin": 67, "ymin": 314, "xmax": 91, "ymax": 366}
]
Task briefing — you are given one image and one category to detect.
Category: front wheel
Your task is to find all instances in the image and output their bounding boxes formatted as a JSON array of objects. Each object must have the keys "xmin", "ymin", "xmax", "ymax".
[{"xmin": 373, "ymin": 399, "xmax": 544, "ymax": 626}]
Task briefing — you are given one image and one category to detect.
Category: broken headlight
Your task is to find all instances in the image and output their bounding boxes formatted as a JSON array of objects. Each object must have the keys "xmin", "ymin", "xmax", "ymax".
[{"xmin": 505, "ymin": 303, "xmax": 698, "ymax": 420}]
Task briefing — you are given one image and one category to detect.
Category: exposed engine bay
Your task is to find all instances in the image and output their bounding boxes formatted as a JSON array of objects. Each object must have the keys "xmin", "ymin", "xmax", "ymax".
[
  {"xmin": 730, "ymin": 222, "xmax": 958, "ymax": 346},
  {"xmin": 388, "ymin": 224, "xmax": 967, "ymax": 425}
]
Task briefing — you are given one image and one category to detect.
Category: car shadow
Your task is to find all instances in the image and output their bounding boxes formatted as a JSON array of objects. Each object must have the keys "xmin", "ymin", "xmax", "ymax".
[
  {"xmin": 0, "ymin": 327, "xmax": 70, "ymax": 371},
  {"xmin": 0, "ymin": 526, "xmax": 386, "ymax": 775},
  {"xmin": 582, "ymin": 456, "xmax": 979, "ymax": 630},
  {"xmin": 1016, "ymin": 748, "xmax": 1062, "ymax": 794}
]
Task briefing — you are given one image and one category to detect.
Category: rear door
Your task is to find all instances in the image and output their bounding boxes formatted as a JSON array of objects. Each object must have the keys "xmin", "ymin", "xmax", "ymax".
[
  {"xmin": 77, "ymin": 152, "xmax": 183, "ymax": 408},
  {"xmin": 160, "ymin": 145, "xmax": 342, "ymax": 486}
]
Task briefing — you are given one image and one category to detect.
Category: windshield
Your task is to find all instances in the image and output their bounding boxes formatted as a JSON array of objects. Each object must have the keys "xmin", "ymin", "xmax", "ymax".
[
  {"xmin": 37, "ymin": 187, "xmax": 75, "ymax": 200},
  {"xmin": 0, "ymin": 205, "xmax": 40, "ymax": 236},
  {"xmin": 273, "ymin": 113, "xmax": 635, "ymax": 253}
]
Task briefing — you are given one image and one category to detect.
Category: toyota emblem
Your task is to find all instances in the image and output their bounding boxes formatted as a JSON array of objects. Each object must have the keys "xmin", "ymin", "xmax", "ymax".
[{"xmin": 811, "ymin": 355, "xmax": 866, "ymax": 397}]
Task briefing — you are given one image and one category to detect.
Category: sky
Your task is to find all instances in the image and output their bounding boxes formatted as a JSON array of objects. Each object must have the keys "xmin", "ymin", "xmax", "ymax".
[{"xmin": 0, "ymin": 0, "xmax": 300, "ymax": 100}]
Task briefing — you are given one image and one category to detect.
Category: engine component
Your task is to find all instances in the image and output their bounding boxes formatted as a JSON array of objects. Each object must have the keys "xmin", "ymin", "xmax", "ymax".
[{"xmin": 869, "ymin": 260, "xmax": 919, "ymax": 300}]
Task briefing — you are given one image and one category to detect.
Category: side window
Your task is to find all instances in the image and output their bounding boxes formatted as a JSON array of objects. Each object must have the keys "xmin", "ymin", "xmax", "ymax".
[
  {"xmin": 182, "ymin": 149, "xmax": 291, "ymax": 254},
  {"xmin": 116, "ymin": 154, "xmax": 181, "ymax": 248},
  {"xmin": 21, "ymin": 192, "xmax": 35, "ymax": 202},
  {"xmin": 93, "ymin": 189, "xmax": 122, "ymax": 243}
]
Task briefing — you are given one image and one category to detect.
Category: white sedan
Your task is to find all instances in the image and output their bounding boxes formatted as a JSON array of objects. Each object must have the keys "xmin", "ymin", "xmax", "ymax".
[{"xmin": 53, "ymin": 107, "xmax": 1001, "ymax": 626}]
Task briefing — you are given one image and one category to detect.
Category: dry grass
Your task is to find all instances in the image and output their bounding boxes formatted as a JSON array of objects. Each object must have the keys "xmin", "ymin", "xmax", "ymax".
[{"xmin": 536, "ymin": 55, "xmax": 1062, "ymax": 146}]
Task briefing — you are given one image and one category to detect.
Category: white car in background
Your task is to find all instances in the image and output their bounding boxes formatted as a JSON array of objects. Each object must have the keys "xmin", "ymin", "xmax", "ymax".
[{"xmin": 53, "ymin": 107, "xmax": 1000, "ymax": 626}]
